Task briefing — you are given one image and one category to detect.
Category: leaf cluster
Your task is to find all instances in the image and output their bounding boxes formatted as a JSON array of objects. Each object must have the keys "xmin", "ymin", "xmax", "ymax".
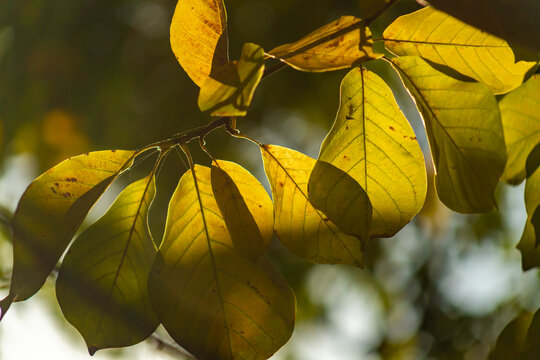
[{"xmin": 1, "ymin": 0, "xmax": 540, "ymax": 359}]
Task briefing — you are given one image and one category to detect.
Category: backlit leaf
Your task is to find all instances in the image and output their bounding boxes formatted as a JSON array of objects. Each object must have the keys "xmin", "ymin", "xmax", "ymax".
[
  {"xmin": 313, "ymin": 67, "xmax": 426, "ymax": 240},
  {"xmin": 500, "ymin": 75, "xmax": 540, "ymax": 184},
  {"xmin": 0, "ymin": 150, "xmax": 135, "ymax": 319},
  {"xmin": 170, "ymin": 0, "xmax": 228, "ymax": 87},
  {"xmin": 212, "ymin": 160, "xmax": 273, "ymax": 261},
  {"xmin": 384, "ymin": 7, "xmax": 539, "ymax": 94},
  {"xmin": 198, "ymin": 43, "xmax": 265, "ymax": 117},
  {"xmin": 56, "ymin": 175, "xmax": 159, "ymax": 354},
  {"xmin": 517, "ymin": 165, "xmax": 540, "ymax": 270},
  {"xmin": 392, "ymin": 56, "xmax": 506, "ymax": 213},
  {"xmin": 261, "ymin": 144, "xmax": 364, "ymax": 265},
  {"xmin": 308, "ymin": 161, "xmax": 371, "ymax": 247},
  {"xmin": 427, "ymin": 0, "xmax": 540, "ymax": 52},
  {"xmin": 148, "ymin": 164, "xmax": 294, "ymax": 360},
  {"xmin": 269, "ymin": 16, "xmax": 381, "ymax": 72}
]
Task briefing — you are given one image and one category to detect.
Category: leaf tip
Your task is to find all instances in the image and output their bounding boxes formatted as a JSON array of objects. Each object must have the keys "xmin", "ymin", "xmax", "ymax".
[
  {"xmin": 0, "ymin": 294, "xmax": 14, "ymax": 322},
  {"xmin": 88, "ymin": 345, "xmax": 99, "ymax": 356}
]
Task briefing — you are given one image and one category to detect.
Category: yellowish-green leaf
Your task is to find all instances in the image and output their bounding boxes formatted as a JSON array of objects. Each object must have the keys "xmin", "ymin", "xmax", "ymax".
[
  {"xmin": 261, "ymin": 144, "xmax": 364, "ymax": 265},
  {"xmin": 211, "ymin": 160, "xmax": 273, "ymax": 261},
  {"xmin": 269, "ymin": 16, "xmax": 382, "ymax": 72},
  {"xmin": 500, "ymin": 74, "xmax": 540, "ymax": 184},
  {"xmin": 56, "ymin": 175, "xmax": 159, "ymax": 354},
  {"xmin": 198, "ymin": 43, "xmax": 265, "ymax": 117},
  {"xmin": 0, "ymin": 150, "xmax": 135, "ymax": 319},
  {"xmin": 314, "ymin": 67, "xmax": 426, "ymax": 240},
  {"xmin": 517, "ymin": 164, "xmax": 540, "ymax": 270},
  {"xmin": 428, "ymin": 0, "xmax": 540, "ymax": 52},
  {"xmin": 148, "ymin": 164, "xmax": 294, "ymax": 360},
  {"xmin": 488, "ymin": 311, "xmax": 534, "ymax": 360},
  {"xmin": 384, "ymin": 6, "xmax": 539, "ymax": 94},
  {"xmin": 392, "ymin": 56, "xmax": 506, "ymax": 213},
  {"xmin": 308, "ymin": 161, "xmax": 372, "ymax": 246},
  {"xmin": 170, "ymin": 0, "xmax": 228, "ymax": 87}
]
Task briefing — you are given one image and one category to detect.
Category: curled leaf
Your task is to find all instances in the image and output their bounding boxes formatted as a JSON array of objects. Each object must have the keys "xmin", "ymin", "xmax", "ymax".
[
  {"xmin": 269, "ymin": 16, "xmax": 381, "ymax": 72},
  {"xmin": 198, "ymin": 43, "xmax": 265, "ymax": 117}
]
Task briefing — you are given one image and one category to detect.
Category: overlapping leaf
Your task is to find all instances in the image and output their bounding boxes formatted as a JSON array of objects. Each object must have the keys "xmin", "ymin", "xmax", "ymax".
[
  {"xmin": 0, "ymin": 150, "xmax": 135, "ymax": 320},
  {"xmin": 428, "ymin": 0, "xmax": 540, "ymax": 52},
  {"xmin": 261, "ymin": 144, "xmax": 365, "ymax": 265},
  {"xmin": 384, "ymin": 7, "xmax": 539, "ymax": 94},
  {"xmin": 170, "ymin": 0, "xmax": 229, "ymax": 87},
  {"xmin": 56, "ymin": 175, "xmax": 159, "ymax": 354},
  {"xmin": 311, "ymin": 67, "xmax": 426, "ymax": 241},
  {"xmin": 392, "ymin": 56, "xmax": 506, "ymax": 213},
  {"xmin": 269, "ymin": 16, "xmax": 381, "ymax": 72},
  {"xmin": 517, "ymin": 164, "xmax": 540, "ymax": 270},
  {"xmin": 500, "ymin": 75, "xmax": 540, "ymax": 184},
  {"xmin": 198, "ymin": 43, "xmax": 265, "ymax": 117},
  {"xmin": 212, "ymin": 160, "xmax": 273, "ymax": 261},
  {"xmin": 148, "ymin": 163, "xmax": 294, "ymax": 360}
]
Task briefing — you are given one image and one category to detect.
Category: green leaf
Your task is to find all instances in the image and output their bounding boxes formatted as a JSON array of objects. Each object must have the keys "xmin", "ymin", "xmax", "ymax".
[
  {"xmin": 269, "ymin": 16, "xmax": 382, "ymax": 72},
  {"xmin": 56, "ymin": 175, "xmax": 159, "ymax": 354},
  {"xmin": 312, "ymin": 67, "xmax": 426, "ymax": 241},
  {"xmin": 500, "ymin": 74, "xmax": 540, "ymax": 184},
  {"xmin": 212, "ymin": 160, "xmax": 273, "ymax": 261},
  {"xmin": 0, "ymin": 150, "xmax": 135, "ymax": 318},
  {"xmin": 488, "ymin": 311, "xmax": 534, "ymax": 360},
  {"xmin": 261, "ymin": 144, "xmax": 364, "ymax": 265},
  {"xmin": 170, "ymin": 0, "xmax": 229, "ymax": 87},
  {"xmin": 517, "ymin": 165, "xmax": 540, "ymax": 270},
  {"xmin": 427, "ymin": 0, "xmax": 540, "ymax": 52},
  {"xmin": 383, "ymin": 7, "xmax": 539, "ymax": 94},
  {"xmin": 148, "ymin": 164, "xmax": 294, "ymax": 360},
  {"xmin": 198, "ymin": 43, "xmax": 265, "ymax": 117},
  {"xmin": 392, "ymin": 56, "xmax": 506, "ymax": 213}
]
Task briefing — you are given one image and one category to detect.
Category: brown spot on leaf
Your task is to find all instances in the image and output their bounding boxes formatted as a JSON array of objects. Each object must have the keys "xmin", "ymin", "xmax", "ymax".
[
  {"xmin": 54, "ymin": 183, "xmax": 59, "ymax": 187},
  {"xmin": 389, "ymin": 126, "xmax": 395, "ymax": 131},
  {"xmin": 50, "ymin": 187, "xmax": 57, "ymax": 194},
  {"xmin": 62, "ymin": 192, "xmax": 72, "ymax": 198},
  {"xmin": 279, "ymin": 181, "xmax": 285, "ymax": 187}
]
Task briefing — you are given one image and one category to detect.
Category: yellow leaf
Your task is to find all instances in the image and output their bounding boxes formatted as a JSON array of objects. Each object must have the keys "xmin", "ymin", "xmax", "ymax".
[
  {"xmin": 1, "ymin": 150, "xmax": 135, "ymax": 316},
  {"xmin": 392, "ymin": 56, "xmax": 506, "ymax": 213},
  {"xmin": 517, "ymin": 165, "xmax": 540, "ymax": 271},
  {"xmin": 488, "ymin": 311, "xmax": 534, "ymax": 360},
  {"xmin": 148, "ymin": 164, "xmax": 294, "ymax": 360},
  {"xmin": 384, "ymin": 7, "xmax": 539, "ymax": 94},
  {"xmin": 428, "ymin": 0, "xmax": 540, "ymax": 52},
  {"xmin": 56, "ymin": 175, "xmax": 159, "ymax": 354},
  {"xmin": 212, "ymin": 160, "xmax": 273, "ymax": 261},
  {"xmin": 170, "ymin": 0, "xmax": 228, "ymax": 87},
  {"xmin": 261, "ymin": 144, "xmax": 364, "ymax": 265},
  {"xmin": 314, "ymin": 67, "xmax": 426, "ymax": 240},
  {"xmin": 500, "ymin": 75, "xmax": 540, "ymax": 184},
  {"xmin": 198, "ymin": 43, "xmax": 265, "ymax": 117},
  {"xmin": 269, "ymin": 16, "xmax": 381, "ymax": 72}
]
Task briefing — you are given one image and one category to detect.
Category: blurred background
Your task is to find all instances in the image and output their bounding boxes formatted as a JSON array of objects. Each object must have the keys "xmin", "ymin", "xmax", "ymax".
[{"xmin": 1, "ymin": 0, "xmax": 539, "ymax": 359}]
